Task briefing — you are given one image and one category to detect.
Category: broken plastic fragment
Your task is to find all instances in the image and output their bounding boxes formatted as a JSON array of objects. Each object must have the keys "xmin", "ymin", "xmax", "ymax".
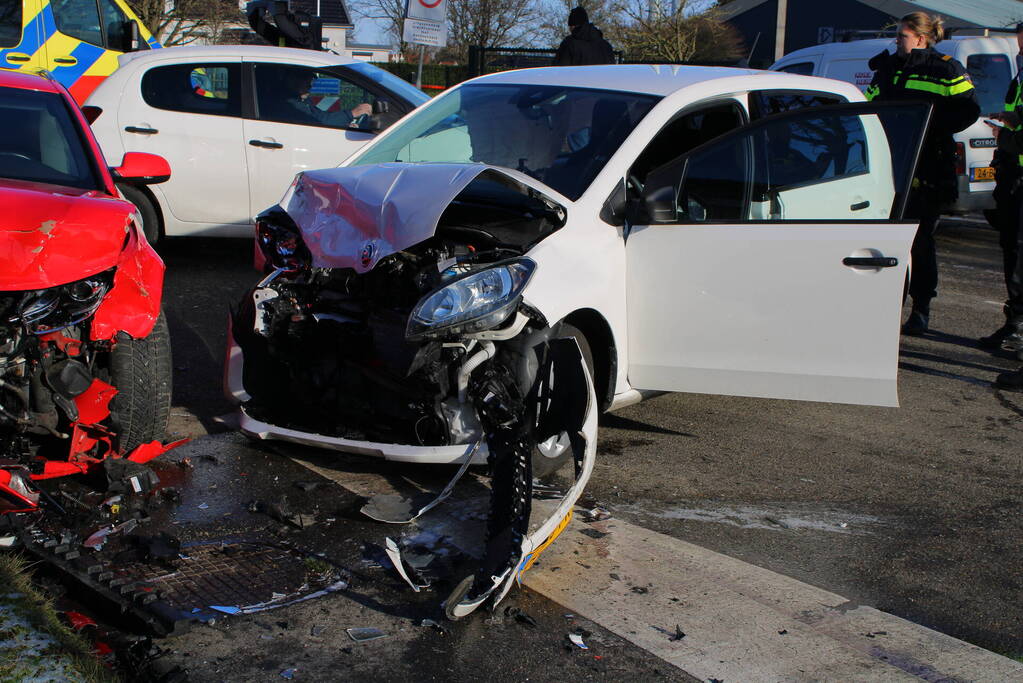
[
  {"xmin": 346, "ymin": 627, "xmax": 387, "ymax": 642},
  {"xmin": 198, "ymin": 503, "xmax": 209, "ymax": 510},
  {"xmin": 569, "ymin": 633, "xmax": 588, "ymax": 650},
  {"xmin": 209, "ymin": 605, "xmax": 241, "ymax": 615},
  {"xmin": 280, "ymin": 668, "xmax": 296, "ymax": 679},
  {"xmin": 384, "ymin": 537, "xmax": 428, "ymax": 592},
  {"xmin": 83, "ymin": 526, "xmax": 113, "ymax": 549},
  {"xmin": 583, "ymin": 508, "xmax": 611, "ymax": 523}
]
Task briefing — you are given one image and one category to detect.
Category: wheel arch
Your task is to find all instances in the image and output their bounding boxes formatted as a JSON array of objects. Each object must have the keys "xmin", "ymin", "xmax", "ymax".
[
  {"xmin": 117, "ymin": 182, "xmax": 165, "ymax": 241},
  {"xmin": 562, "ymin": 308, "xmax": 616, "ymax": 412}
]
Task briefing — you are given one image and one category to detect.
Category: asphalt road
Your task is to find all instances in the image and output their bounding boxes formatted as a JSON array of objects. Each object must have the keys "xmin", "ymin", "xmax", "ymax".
[{"xmin": 153, "ymin": 217, "xmax": 1022, "ymax": 679}]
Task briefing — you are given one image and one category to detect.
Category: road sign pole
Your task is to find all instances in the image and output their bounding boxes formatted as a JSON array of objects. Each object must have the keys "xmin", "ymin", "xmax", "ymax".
[{"xmin": 416, "ymin": 44, "xmax": 425, "ymax": 89}]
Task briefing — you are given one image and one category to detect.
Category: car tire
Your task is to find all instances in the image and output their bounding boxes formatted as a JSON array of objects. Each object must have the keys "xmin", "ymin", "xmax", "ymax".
[
  {"xmin": 107, "ymin": 311, "xmax": 172, "ymax": 453},
  {"xmin": 531, "ymin": 322, "xmax": 594, "ymax": 479},
  {"xmin": 117, "ymin": 183, "xmax": 160, "ymax": 244}
]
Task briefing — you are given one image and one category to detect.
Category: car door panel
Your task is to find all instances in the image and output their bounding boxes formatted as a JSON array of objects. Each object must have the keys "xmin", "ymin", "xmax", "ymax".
[
  {"xmin": 118, "ymin": 61, "xmax": 249, "ymax": 232},
  {"xmin": 626, "ymin": 102, "xmax": 931, "ymax": 407}
]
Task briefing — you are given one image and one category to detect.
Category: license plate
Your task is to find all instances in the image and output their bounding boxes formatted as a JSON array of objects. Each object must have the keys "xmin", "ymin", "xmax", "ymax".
[{"xmin": 971, "ymin": 166, "xmax": 995, "ymax": 181}]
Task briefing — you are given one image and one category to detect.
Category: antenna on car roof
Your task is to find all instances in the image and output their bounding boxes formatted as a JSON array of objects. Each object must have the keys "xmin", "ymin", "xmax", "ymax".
[{"xmin": 246, "ymin": 0, "xmax": 324, "ymax": 50}]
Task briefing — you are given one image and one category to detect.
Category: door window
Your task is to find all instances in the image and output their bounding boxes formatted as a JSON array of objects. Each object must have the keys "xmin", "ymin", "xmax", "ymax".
[
  {"xmin": 141, "ymin": 64, "xmax": 241, "ymax": 117},
  {"xmin": 777, "ymin": 62, "xmax": 815, "ymax": 76},
  {"xmin": 50, "ymin": 0, "xmax": 103, "ymax": 46},
  {"xmin": 643, "ymin": 105, "xmax": 927, "ymax": 223},
  {"xmin": 966, "ymin": 54, "xmax": 1011, "ymax": 116},
  {"xmin": 99, "ymin": 0, "xmax": 131, "ymax": 50},
  {"xmin": 0, "ymin": 0, "xmax": 21, "ymax": 48},
  {"xmin": 753, "ymin": 90, "xmax": 846, "ymax": 117},
  {"xmin": 253, "ymin": 64, "xmax": 376, "ymax": 130}
]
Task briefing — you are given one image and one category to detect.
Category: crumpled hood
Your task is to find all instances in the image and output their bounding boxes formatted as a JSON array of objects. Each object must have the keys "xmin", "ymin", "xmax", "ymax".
[
  {"xmin": 0, "ymin": 181, "xmax": 132, "ymax": 290},
  {"xmin": 281, "ymin": 163, "xmax": 565, "ymax": 272}
]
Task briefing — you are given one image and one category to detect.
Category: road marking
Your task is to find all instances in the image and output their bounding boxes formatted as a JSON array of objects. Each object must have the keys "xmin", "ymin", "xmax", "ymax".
[
  {"xmin": 522, "ymin": 516, "xmax": 1023, "ymax": 682},
  {"xmin": 284, "ymin": 450, "xmax": 1023, "ymax": 681}
]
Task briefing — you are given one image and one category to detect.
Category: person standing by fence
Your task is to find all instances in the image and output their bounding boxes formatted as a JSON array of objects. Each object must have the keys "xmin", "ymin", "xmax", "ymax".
[
  {"xmin": 554, "ymin": 7, "xmax": 615, "ymax": 66},
  {"xmin": 865, "ymin": 11, "xmax": 979, "ymax": 336}
]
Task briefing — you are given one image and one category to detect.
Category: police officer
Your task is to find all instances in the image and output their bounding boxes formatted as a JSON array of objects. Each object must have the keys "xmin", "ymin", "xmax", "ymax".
[{"xmin": 866, "ymin": 12, "xmax": 980, "ymax": 336}]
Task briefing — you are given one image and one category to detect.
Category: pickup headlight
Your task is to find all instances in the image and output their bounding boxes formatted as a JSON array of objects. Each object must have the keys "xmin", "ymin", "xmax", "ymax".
[
  {"xmin": 407, "ymin": 260, "xmax": 535, "ymax": 340},
  {"xmin": 9, "ymin": 271, "xmax": 114, "ymax": 335}
]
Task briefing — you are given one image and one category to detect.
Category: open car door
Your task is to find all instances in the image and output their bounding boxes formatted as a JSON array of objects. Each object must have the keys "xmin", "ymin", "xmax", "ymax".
[{"xmin": 626, "ymin": 102, "xmax": 931, "ymax": 407}]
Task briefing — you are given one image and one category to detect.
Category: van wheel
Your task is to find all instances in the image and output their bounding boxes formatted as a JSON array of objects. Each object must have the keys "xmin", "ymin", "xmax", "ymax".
[
  {"xmin": 531, "ymin": 323, "xmax": 594, "ymax": 479},
  {"xmin": 117, "ymin": 183, "xmax": 160, "ymax": 244}
]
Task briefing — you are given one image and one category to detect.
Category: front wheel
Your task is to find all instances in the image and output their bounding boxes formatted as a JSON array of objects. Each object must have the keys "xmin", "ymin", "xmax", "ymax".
[
  {"xmin": 106, "ymin": 311, "xmax": 172, "ymax": 453},
  {"xmin": 531, "ymin": 323, "xmax": 594, "ymax": 479}
]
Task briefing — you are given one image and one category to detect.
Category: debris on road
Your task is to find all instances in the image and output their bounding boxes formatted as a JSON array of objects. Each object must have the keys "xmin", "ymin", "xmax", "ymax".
[
  {"xmin": 347, "ymin": 627, "xmax": 387, "ymax": 642},
  {"xmin": 384, "ymin": 537, "xmax": 428, "ymax": 592},
  {"xmin": 568, "ymin": 632, "xmax": 589, "ymax": 650}
]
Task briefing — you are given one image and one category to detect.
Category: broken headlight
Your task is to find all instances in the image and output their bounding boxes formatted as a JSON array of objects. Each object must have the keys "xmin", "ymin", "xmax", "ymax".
[
  {"xmin": 256, "ymin": 208, "xmax": 310, "ymax": 272},
  {"xmin": 8, "ymin": 271, "xmax": 114, "ymax": 335},
  {"xmin": 407, "ymin": 259, "xmax": 534, "ymax": 340}
]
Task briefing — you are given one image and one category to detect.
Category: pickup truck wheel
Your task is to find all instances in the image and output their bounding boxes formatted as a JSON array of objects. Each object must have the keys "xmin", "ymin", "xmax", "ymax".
[
  {"xmin": 117, "ymin": 183, "xmax": 160, "ymax": 244},
  {"xmin": 531, "ymin": 323, "xmax": 593, "ymax": 479},
  {"xmin": 106, "ymin": 311, "xmax": 172, "ymax": 453}
]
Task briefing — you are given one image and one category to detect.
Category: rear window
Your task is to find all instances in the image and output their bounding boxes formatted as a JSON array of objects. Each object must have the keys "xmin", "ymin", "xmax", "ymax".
[
  {"xmin": 141, "ymin": 63, "xmax": 242, "ymax": 117},
  {"xmin": 966, "ymin": 54, "xmax": 1011, "ymax": 116},
  {"xmin": 0, "ymin": 87, "xmax": 99, "ymax": 190},
  {"xmin": 0, "ymin": 0, "xmax": 21, "ymax": 48}
]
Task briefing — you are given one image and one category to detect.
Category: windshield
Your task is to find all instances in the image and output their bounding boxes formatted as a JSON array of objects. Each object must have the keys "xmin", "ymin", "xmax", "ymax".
[
  {"xmin": 350, "ymin": 83, "xmax": 661, "ymax": 200},
  {"xmin": 345, "ymin": 62, "xmax": 431, "ymax": 107},
  {"xmin": 0, "ymin": 87, "xmax": 99, "ymax": 190}
]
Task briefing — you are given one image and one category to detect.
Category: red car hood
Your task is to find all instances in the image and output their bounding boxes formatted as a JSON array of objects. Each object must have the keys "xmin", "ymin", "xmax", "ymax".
[{"xmin": 0, "ymin": 180, "xmax": 133, "ymax": 290}]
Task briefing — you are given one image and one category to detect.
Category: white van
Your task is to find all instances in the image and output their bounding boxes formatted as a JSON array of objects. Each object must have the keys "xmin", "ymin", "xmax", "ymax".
[{"xmin": 771, "ymin": 35, "xmax": 1017, "ymax": 214}]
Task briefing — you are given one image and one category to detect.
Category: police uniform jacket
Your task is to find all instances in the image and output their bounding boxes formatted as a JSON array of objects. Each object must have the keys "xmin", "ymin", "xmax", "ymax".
[{"xmin": 866, "ymin": 47, "xmax": 979, "ymax": 195}]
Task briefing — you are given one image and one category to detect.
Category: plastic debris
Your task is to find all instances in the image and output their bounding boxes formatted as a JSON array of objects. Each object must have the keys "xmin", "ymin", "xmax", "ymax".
[
  {"xmin": 209, "ymin": 605, "xmax": 241, "ymax": 615},
  {"xmin": 197, "ymin": 503, "xmax": 209, "ymax": 510},
  {"xmin": 568, "ymin": 633, "xmax": 588, "ymax": 650},
  {"xmin": 420, "ymin": 618, "xmax": 449, "ymax": 635},
  {"xmin": 280, "ymin": 668, "xmax": 296, "ymax": 679},
  {"xmin": 361, "ymin": 442, "xmax": 478, "ymax": 524},
  {"xmin": 505, "ymin": 606, "xmax": 537, "ymax": 627},
  {"xmin": 347, "ymin": 627, "xmax": 387, "ymax": 642},
  {"xmin": 384, "ymin": 537, "xmax": 428, "ymax": 592},
  {"xmin": 83, "ymin": 526, "xmax": 113, "ymax": 550},
  {"xmin": 583, "ymin": 507, "xmax": 611, "ymax": 523},
  {"xmin": 670, "ymin": 625, "xmax": 686, "ymax": 641}
]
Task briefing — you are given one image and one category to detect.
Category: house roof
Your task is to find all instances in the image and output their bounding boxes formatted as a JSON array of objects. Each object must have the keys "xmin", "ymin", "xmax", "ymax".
[{"xmin": 717, "ymin": 0, "xmax": 1023, "ymax": 28}]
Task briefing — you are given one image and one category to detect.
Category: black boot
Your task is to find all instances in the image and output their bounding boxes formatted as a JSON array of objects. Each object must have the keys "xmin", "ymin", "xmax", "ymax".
[
  {"xmin": 1000, "ymin": 315, "xmax": 1023, "ymax": 353},
  {"xmin": 995, "ymin": 367, "xmax": 1023, "ymax": 392},
  {"xmin": 901, "ymin": 309, "xmax": 929, "ymax": 336},
  {"xmin": 980, "ymin": 306, "xmax": 1014, "ymax": 349}
]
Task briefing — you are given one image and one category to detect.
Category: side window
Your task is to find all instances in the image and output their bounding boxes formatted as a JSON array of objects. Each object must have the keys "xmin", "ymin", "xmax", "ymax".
[
  {"xmin": 644, "ymin": 109, "xmax": 898, "ymax": 224},
  {"xmin": 50, "ymin": 0, "xmax": 103, "ymax": 46},
  {"xmin": 99, "ymin": 0, "xmax": 130, "ymax": 50},
  {"xmin": 141, "ymin": 64, "xmax": 241, "ymax": 117},
  {"xmin": 966, "ymin": 54, "xmax": 1011, "ymax": 117},
  {"xmin": 630, "ymin": 102, "xmax": 745, "ymax": 186},
  {"xmin": 754, "ymin": 90, "xmax": 846, "ymax": 117},
  {"xmin": 777, "ymin": 62, "xmax": 815, "ymax": 76},
  {"xmin": 0, "ymin": 0, "xmax": 22, "ymax": 48},
  {"xmin": 253, "ymin": 64, "xmax": 376, "ymax": 130}
]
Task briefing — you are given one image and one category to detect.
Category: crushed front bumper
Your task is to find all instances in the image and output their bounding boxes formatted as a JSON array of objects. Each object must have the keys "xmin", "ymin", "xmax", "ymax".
[{"xmin": 224, "ymin": 323, "xmax": 489, "ymax": 465}]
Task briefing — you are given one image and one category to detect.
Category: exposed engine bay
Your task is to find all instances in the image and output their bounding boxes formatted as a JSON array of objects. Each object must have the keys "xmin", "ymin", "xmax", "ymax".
[{"xmin": 229, "ymin": 164, "xmax": 598, "ymax": 617}]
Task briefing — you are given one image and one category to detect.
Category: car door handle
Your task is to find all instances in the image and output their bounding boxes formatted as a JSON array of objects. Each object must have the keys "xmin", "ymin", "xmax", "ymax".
[
  {"xmin": 125, "ymin": 126, "xmax": 159, "ymax": 135},
  {"xmin": 249, "ymin": 139, "xmax": 284, "ymax": 149},
  {"xmin": 850, "ymin": 200, "xmax": 870, "ymax": 211},
  {"xmin": 843, "ymin": 256, "xmax": 898, "ymax": 268},
  {"xmin": 53, "ymin": 56, "xmax": 77, "ymax": 65},
  {"xmin": 5, "ymin": 53, "xmax": 30, "ymax": 63}
]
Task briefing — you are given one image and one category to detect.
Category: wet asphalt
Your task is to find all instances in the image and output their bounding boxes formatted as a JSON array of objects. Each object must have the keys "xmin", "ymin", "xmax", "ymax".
[{"xmin": 143, "ymin": 218, "xmax": 1021, "ymax": 679}]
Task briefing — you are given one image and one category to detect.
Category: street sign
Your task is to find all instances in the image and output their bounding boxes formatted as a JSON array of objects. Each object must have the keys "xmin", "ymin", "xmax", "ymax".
[
  {"xmin": 407, "ymin": 0, "xmax": 445, "ymax": 23},
  {"xmin": 403, "ymin": 17, "xmax": 446, "ymax": 46}
]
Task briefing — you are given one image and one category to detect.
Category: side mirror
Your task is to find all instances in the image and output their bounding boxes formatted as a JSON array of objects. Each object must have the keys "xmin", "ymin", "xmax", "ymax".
[
  {"xmin": 599, "ymin": 179, "xmax": 627, "ymax": 226},
  {"xmin": 111, "ymin": 152, "xmax": 170, "ymax": 185},
  {"xmin": 118, "ymin": 20, "xmax": 141, "ymax": 52},
  {"xmin": 372, "ymin": 99, "xmax": 390, "ymax": 115}
]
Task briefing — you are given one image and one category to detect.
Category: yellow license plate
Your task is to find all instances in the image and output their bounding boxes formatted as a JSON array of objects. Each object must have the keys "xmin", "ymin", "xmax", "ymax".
[{"xmin": 971, "ymin": 167, "xmax": 995, "ymax": 181}]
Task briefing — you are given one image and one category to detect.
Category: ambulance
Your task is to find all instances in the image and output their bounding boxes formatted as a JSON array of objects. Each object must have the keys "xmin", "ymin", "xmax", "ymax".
[{"xmin": 0, "ymin": 0, "xmax": 159, "ymax": 103}]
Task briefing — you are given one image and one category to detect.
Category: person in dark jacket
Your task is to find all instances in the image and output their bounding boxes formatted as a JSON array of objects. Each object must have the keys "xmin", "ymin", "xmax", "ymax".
[
  {"xmin": 866, "ymin": 12, "xmax": 980, "ymax": 336},
  {"xmin": 554, "ymin": 7, "xmax": 614, "ymax": 66}
]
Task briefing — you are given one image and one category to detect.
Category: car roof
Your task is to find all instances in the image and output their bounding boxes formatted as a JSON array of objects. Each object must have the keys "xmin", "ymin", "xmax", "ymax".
[
  {"xmin": 0, "ymin": 68, "xmax": 63, "ymax": 93},
  {"xmin": 775, "ymin": 35, "xmax": 1017, "ymax": 64},
  {"xmin": 118, "ymin": 44, "xmax": 361, "ymax": 67},
  {"xmin": 465, "ymin": 64, "xmax": 801, "ymax": 96}
]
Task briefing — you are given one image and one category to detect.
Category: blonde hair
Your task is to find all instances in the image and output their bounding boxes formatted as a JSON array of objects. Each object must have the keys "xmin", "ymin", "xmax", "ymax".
[{"xmin": 900, "ymin": 12, "xmax": 944, "ymax": 46}]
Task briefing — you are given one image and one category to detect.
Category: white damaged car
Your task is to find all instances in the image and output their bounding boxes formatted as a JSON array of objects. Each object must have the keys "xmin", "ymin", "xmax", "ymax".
[{"xmin": 224, "ymin": 65, "xmax": 931, "ymax": 617}]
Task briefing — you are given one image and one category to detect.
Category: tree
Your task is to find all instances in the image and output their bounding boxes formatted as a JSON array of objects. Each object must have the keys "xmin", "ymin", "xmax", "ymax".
[
  {"xmin": 127, "ymin": 0, "xmax": 244, "ymax": 46},
  {"xmin": 446, "ymin": 0, "xmax": 541, "ymax": 62},
  {"xmin": 350, "ymin": 0, "xmax": 410, "ymax": 53},
  {"xmin": 535, "ymin": 0, "xmax": 618, "ymax": 48},
  {"xmin": 611, "ymin": 0, "xmax": 743, "ymax": 63}
]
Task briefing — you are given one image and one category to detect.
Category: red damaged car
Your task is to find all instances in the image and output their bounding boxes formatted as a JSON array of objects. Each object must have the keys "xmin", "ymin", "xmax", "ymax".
[{"xmin": 0, "ymin": 70, "xmax": 173, "ymax": 512}]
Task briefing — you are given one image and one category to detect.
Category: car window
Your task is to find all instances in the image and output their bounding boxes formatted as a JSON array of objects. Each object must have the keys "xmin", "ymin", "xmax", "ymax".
[
  {"xmin": 0, "ymin": 0, "xmax": 21, "ymax": 48},
  {"xmin": 630, "ymin": 101, "xmax": 745, "ymax": 185},
  {"xmin": 345, "ymin": 61, "xmax": 430, "ymax": 107},
  {"xmin": 141, "ymin": 63, "xmax": 242, "ymax": 117},
  {"xmin": 644, "ymin": 109, "xmax": 890, "ymax": 223},
  {"xmin": 0, "ymin": 86, "xmax": 99, "ymax": 190},
  {"xmin": 352, "ymin": 83, "xmax": 661, "ymax": 200},
  {"xmin": 99, "ymin": 0, "xmax": 130, "ymax": 50},
  {"xmin": 777, "ymin": 62, "xmax": 815, "ymax": 76},
  {"xmin": 966, "ymin": 54, "xmax": 1011, "ymax": 116},
  {"xmin": 50, "ymin": 0, "xmax": 103, "ymax": 46},
  {"xmin": 253, "ymin": 64, "xmax": 376, "ymax": 131},
  {"xmin": 753, "ymin": 90, "xmax": 846, "ymax": 117}
]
